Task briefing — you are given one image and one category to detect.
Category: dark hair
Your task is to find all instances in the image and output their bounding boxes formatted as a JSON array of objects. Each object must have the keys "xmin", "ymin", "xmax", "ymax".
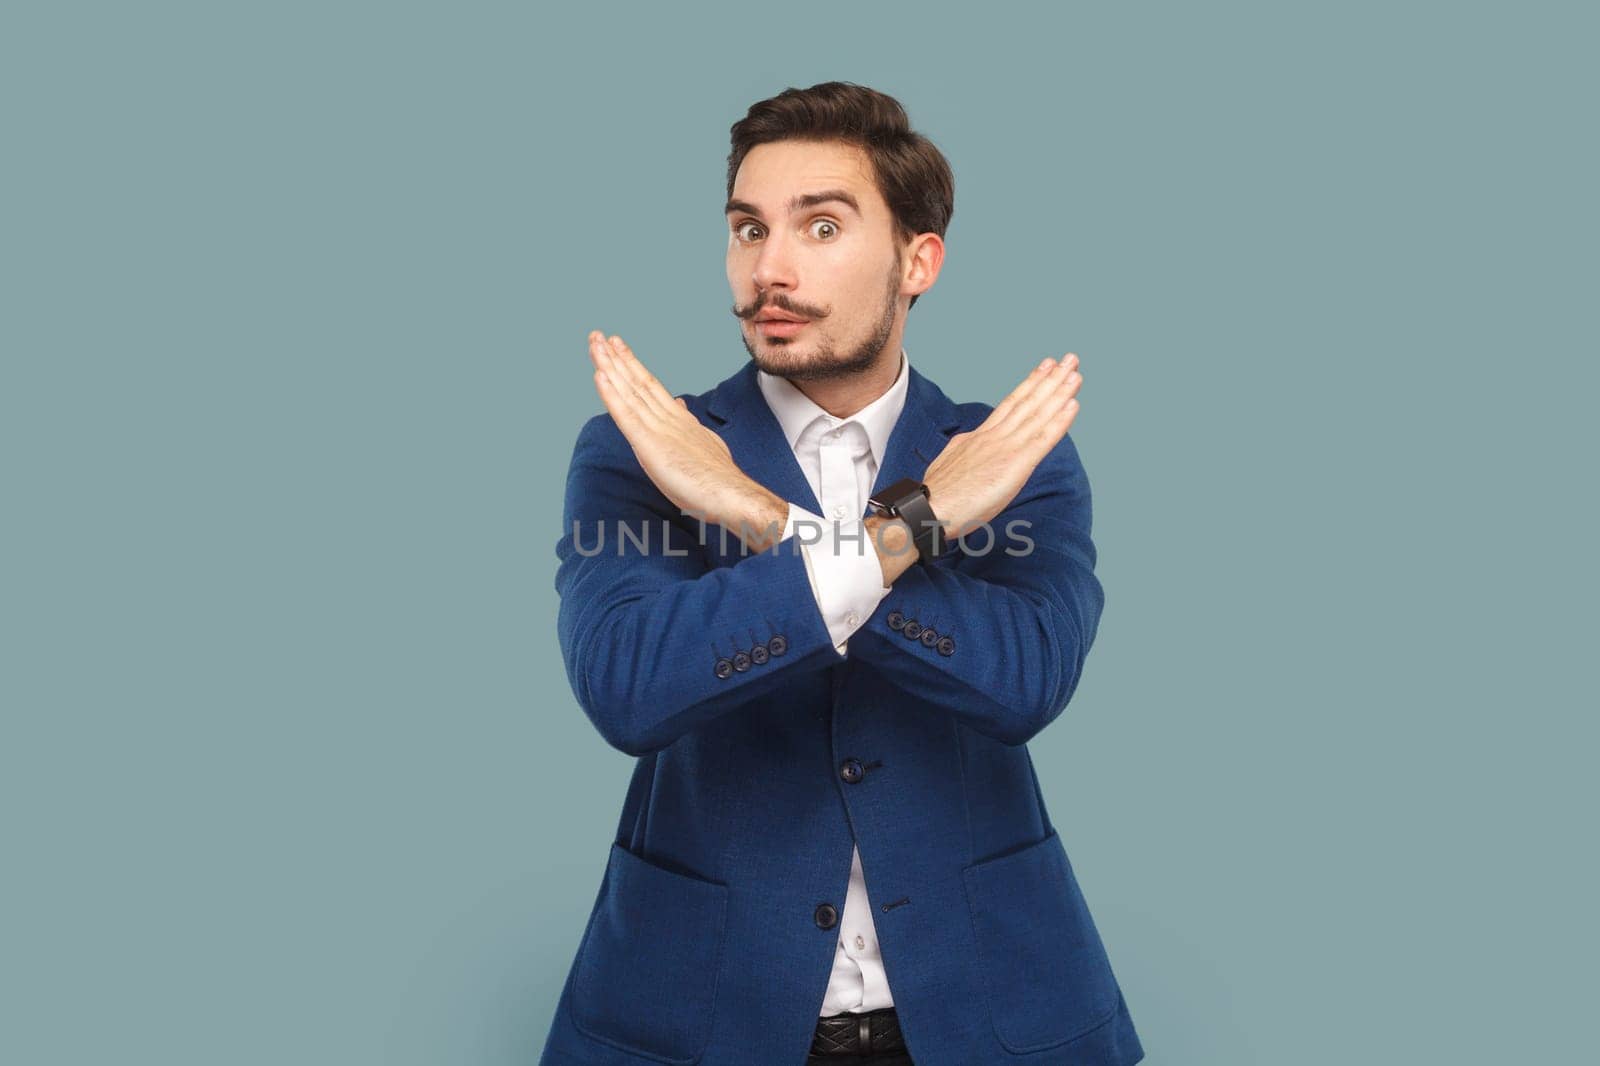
[{"xmin": 727, "ymin": 81, "xmax": 954, "ymax": 310}]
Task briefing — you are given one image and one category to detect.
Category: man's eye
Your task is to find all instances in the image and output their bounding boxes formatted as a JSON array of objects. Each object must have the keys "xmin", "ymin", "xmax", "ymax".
[
  {"xmin": 809, "ymin": 219, "xmax": 839, "ymax": 240},
  {"xmin": 734, "ymin": 221, "xmax": 763, "ymax": 242}
]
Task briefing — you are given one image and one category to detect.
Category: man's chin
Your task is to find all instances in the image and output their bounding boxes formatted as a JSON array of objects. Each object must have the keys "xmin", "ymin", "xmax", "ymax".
[
  {"xmin": 748, "ymin": 338, "xmax": 817, "ymax": 372},
  {"xmin": 750, "ymin": 333, "xmax": 890, "ymax": 383}
]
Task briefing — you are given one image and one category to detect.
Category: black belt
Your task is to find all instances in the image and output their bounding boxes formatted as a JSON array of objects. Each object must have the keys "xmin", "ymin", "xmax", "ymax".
[{"xmin": 810, "ymin": 1006, "xmax": 905, "ymax": 1056}]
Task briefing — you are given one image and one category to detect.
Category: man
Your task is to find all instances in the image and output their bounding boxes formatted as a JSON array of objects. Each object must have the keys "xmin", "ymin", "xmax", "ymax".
[{"xmin": 540, "ymin": 82, "xmax": 1144, "ymax": 1066}]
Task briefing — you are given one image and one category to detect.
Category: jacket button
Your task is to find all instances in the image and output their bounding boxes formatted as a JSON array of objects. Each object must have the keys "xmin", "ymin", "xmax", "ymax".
[
  {"xmin": 714, "ymin": 658, "xmax": 734, "ymax": 679},
  {"xmin": 886, "ymin": 610, "xmax": 906, "ymax": 631},
  {"xmin": 902, "ymin": 619, "xmax": 923, "ymax": 640},
  {"xmin": 919, "ymin": 627, "xmax": 939, "ymax": 649},
  {"xmin": 936, "ymin": 635, "xmax": 956, "ymax": 656},
  {"xmin": 767, "ymin": 634, "xmax": 788, "ymax": 657},
  {"xmin": 840, "ymin": 758, "xmax": 864, "ymax": 783},
  {"xmin": 814, "ymin": 902, "xmax": 838, "ymax": 929},
  {"xmin": 732, "ymin": 650, "xmax": 752, "ymax": 672},
  {"xmin": 750, "ymin": 643, "xmax": 769, "ymax": 665}
]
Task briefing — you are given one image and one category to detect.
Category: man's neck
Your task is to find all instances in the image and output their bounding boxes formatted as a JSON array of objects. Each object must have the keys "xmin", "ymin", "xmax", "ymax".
[{"xmin": 786, "ymin": 348, "xmax": 903, "ymax": 420}]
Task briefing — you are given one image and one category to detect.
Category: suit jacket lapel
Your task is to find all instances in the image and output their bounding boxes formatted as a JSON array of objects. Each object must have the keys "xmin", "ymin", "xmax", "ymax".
[
  {"xmin": 705, "ymin": 362, "xmax": 825, "ymax": 517},
  {"xmin": 868, "ymin": 364, "xmax": 963, "ymax": 511},
  {"xmin": 703, "ymin": 358, "xmax": 965, "ymax": 524}
]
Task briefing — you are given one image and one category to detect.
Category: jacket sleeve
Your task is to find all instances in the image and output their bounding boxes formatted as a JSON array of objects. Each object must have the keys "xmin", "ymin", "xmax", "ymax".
[
  {"xmin": 554, "ymin": 413, "xmax": 840, "ymax": 756},
  {"xmin": 846, "ymin": 430, "xmax": 1106, "ymax": 747}
]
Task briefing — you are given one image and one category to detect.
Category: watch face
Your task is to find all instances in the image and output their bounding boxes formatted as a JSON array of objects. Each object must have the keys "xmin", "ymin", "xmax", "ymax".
[{"xmin": 871, "ymin": 478, "xmax": 926, "ymax": 516}]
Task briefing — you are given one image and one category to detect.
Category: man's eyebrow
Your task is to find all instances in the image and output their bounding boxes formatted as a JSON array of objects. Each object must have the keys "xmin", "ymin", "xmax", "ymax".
[{"xmin": 724, "ymin": 189, "xmax": 862, "ymax": 219}]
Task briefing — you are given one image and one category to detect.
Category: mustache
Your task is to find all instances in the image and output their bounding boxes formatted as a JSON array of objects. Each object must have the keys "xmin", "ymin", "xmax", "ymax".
[{"xmin": 733, "ymin": 295, "xmax": 828, "ymax": 321}]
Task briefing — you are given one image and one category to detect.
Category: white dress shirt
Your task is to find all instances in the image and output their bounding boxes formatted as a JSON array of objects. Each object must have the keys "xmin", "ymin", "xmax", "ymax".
[{"xmin": 756, "ymin": 347, "xmax": 910, "ymax": 1018}]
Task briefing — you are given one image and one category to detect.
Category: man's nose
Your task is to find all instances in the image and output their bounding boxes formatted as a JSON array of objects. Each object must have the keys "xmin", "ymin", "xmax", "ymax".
[{"xmin": 751, "ymin": 230, "xmax": 797, "ymax": 292}]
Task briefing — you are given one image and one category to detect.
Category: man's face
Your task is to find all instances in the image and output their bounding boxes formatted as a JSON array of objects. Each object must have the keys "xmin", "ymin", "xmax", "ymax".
[{"xmin": 726, "ymin": 139, "xmax": 905, "ymax": 382}]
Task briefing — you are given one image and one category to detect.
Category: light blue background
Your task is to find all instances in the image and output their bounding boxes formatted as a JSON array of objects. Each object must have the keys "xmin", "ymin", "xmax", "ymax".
[{"xmin": 5, "ymin": 2, "xmax": 1595, "ymax": 1063}]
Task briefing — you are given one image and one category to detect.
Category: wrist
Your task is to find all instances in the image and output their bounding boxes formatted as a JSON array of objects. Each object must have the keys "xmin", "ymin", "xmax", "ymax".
[
  {"xmin": 921, "ymin": 477, "xmax": 953, "ymax": 538},
  {"xmin": 868, "ymin": 477, "xmax": 951, "ymax": 562},
  {"xmin": 866, "ymin": 513, "xmax": 919, "ymax": 587},
  {"xmin": 719, "ymin": 481, "xmax": 788, "ymax": 553}
]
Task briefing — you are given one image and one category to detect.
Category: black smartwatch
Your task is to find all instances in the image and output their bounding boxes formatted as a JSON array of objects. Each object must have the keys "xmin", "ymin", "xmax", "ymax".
[{"xmin": 867, "ymin": 477, "xmax": 948, "ymax": 563}]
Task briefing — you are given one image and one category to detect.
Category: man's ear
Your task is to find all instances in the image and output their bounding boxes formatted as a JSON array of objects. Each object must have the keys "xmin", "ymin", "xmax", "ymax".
[{"xmin": 902, "ymin": 232, "xmax": 946, "ymax": 300}]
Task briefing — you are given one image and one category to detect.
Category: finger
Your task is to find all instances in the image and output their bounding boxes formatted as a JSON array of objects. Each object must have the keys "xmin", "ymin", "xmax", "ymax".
[
  {"xmin": 991, "ymin": 353, "xmax": 1080, "ymax": 433},
  {"xmin": 606, "ymin": 335, "xmax": 678, "ymax": 418},
  {"xmin": 1043, "ymin": 396, "xmax": 1081, "ymax": 446},
  {"xmin": 593, "ymin": 365, "xmax": 648, "ymax": 442},
  {"xmin": 1020, "ymin": 399, "xmax": 1080, "ymax": 469},
  {"xmin": 590, "ymin": 332, "xmax": 663, "ymax": 422},
  {"xmin": 1006, "ymin": 387, "xmax": 1081, "ymax": 477},
  {"xmin": 985, "ymin": 357, "xmax": 1058, "ymax": 429},
  {"xmin": 588, "ymin": 330, "xmax": 619, "ymax": 375},
  {"xmin": 1006, "ymin": 361, "xmax": 1083, "ymax": 449},
  {"xmin": 1032, "ymin": 379, "xmax": 1083, "ymax": 455},
  {"xmin": 1061, "ymin": 367, "xmax": 1082, "ymax": 401},
  {"xmin": 607, "ymin": 336, "xmax": 676, "ymax": 422},
  {"xmin": 995, "ymin": 354, "xmax": 1078, "ymax": 436},
  {"xmin": 588, "ymin": 331, "xmax": 624, "ymax": 395}
]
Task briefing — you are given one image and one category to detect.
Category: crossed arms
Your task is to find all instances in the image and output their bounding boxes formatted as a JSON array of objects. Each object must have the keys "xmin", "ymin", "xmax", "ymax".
[{"xmin": 554, "ymin": 333, "xmax": 1102, "ymax": 756}]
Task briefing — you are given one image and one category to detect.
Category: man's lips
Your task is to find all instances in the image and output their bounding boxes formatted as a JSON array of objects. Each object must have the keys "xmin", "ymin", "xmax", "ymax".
[
  {"xmin": 755, "ymin": 317, "xmax": 808, "ymax": 336},
  {"xmin": 753, "ymin": 308, "xmax": 809, "ymax": 339}
]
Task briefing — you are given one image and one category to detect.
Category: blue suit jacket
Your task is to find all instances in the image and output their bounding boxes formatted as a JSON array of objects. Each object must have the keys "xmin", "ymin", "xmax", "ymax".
[{"xmin": 540, "ymin": 359, "xmax": 1144, "ymax": 1066}]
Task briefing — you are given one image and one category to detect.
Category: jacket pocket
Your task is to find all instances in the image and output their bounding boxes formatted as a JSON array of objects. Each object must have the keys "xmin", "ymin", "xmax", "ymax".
[
  {"xmin": 961, "ymin": 828, "xmax": 1121, "ymax": 1053},
  {"xmin": 570, "ymin": 842, "xmax": 730, "ymax": 1064}
]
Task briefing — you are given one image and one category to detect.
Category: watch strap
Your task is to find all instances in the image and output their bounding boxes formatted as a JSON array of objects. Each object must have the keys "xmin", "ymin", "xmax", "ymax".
[
  {"xmin": 869, "ymin": 477, "xmax": 948, "ymax": 563},
  {"xmin": 895, "ymin": 488, "xmax": 946, "ymax": 562}
]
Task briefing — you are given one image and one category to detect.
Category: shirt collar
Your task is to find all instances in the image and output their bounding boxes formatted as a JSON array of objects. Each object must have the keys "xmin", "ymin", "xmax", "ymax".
[{"xmin": 755, "ymin": 348, "xmax": 910, "ymax": 468}]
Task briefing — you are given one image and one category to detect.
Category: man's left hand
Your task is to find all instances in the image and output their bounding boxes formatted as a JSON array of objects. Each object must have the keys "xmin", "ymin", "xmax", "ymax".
[{"xmin": 588, "ymin": 331, "xmax": 786, "ymax": 550}]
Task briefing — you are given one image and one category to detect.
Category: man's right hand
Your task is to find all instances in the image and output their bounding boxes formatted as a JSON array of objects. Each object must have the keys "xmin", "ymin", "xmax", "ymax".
[{"xmin": 921, "ymin": 354, "xmax": 1083, "ymax": 540}]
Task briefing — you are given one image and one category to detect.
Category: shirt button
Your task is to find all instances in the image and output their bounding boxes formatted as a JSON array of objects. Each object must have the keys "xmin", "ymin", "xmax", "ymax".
[
  {"xmin": 855, "ymin": 935, "xmax": 865, "ymax": 950},
  {"xmin": 846, "ymin": 612, "xmax": 859, "ymax": 627},
  {"xmin": 833, "ymin": 505, "xmax": 846, "ymax": 519}
]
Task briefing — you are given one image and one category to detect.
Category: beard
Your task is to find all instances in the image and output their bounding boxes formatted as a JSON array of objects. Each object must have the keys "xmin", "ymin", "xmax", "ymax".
[{"xmin": 737, "ymin": 255, "xmax": 901, "ymax": 383}]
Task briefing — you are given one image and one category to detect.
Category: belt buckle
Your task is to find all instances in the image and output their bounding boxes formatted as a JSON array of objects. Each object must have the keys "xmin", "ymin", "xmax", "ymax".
[{"xmin": 811, "ymin": 1007, "xmax": 898, "ymax": 1057}]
